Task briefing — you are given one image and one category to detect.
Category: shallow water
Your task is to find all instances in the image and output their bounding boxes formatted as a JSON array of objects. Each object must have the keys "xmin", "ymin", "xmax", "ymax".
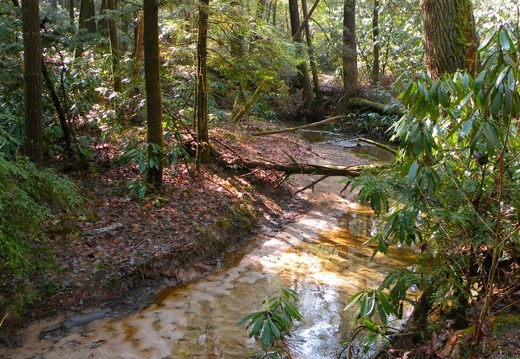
[
  {"xmin": 1, "ymin": 133, "xmax": 410, "ymax": 359},
  {"xmin": 84, "ymin": 202, "xmax": 415, "ymax": 359}
]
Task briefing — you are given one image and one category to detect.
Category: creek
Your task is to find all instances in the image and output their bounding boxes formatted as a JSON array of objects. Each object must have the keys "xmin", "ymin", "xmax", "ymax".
[{"xmin": 2, "ymin": 133, "xmax": 416, "ymax": 359}]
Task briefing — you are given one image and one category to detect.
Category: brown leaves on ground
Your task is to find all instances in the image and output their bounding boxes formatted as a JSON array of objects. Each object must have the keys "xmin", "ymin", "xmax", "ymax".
[{"xmin": 27, "ymin": 120, "xmax": 314, "ymax": 323}]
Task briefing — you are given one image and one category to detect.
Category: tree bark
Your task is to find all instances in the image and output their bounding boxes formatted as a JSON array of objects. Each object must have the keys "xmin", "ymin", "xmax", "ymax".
[
  {"xmin": 69, "ymin": 0, "xmax": 75, "ymax": 27},
  {"xmin": 22, "ymin": 0, "xmax": 43, "ymax": 167},
  {"xmin": 251, "ymin": 115, "xmax": 346, "ymax": 136},
  {"xmin": 420, "ymin": 0, "xmax": 479, "ymax": 79},
  {"xmin": 107, "ymin": 0, "xmax": 122, "ymax": 92},
  {"xmin": 289, "ymin": 0, "xmax": 313, "ymax": 112},
  {"xmin": 371, "ymin": 0, "xmax": 379, "ymax": 85},
  {"xmin": 99, "ymin": 0, "xmax": 109, "ymax": 37},
  {"xmin": 302, "ymin": 0, "xmax": 321, "ymax": 99},
  {"xmin": 75, "ymin": 0, "xmax": 97, "ymax": 57},
  {"xmin": 195, "ymin": 0, "xmax": 211, "ymax": 168},
  {"xmin": 78, "ymin": 0, "xmax": 96, "ymax": 33},
  {"xmin": 42, "ymin": 61, "xmax": 72, "ymax": 154},
  {"xmin": 230, "ymin": 159, "xmax": 365, "ymax": 178},
  {"xmin": 143, "ymin": 0, "xmax": 164, "ymax": 188},
  {"xmin": 342, "ymin": 0, "xmax": 358, "ymax": 95},
  {"xmin": 132, "ymin": 12, "xmax": 144, "ymax": 83}
]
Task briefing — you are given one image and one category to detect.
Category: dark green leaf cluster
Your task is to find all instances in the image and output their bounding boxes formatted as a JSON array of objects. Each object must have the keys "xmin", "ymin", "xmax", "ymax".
[
  {"xmin": 0, "ymin": 156, "xmax": 82, "ymax": 315},
  {"xmin": 238, "ymin": 287, "xmax": 302, "ymax": 358},
  {"xmin": 345, "ymin": 26, "xmax": 520, "ymax": 348}
]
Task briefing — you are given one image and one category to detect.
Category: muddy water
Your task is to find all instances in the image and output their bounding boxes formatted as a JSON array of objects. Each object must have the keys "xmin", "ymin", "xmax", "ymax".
[{"xmin": 1, "ymin": 140, "xmax": 410, "ymax": 359}]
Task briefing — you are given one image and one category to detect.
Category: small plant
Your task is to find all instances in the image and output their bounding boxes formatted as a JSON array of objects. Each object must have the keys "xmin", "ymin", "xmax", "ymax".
[
  {"xmin": 238, "ymin": 287, "xmax": 302, "ymax": 358},
  {"xmin": 342, "ymin": 269, "xmax": 420, "ymax": 356}
]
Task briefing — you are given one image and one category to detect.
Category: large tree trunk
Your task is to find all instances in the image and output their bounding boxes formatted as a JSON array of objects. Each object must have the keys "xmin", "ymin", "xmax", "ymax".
[
  {"xmin": 289, "ymin": 0, "xmax": 313, "ymax": 113},
  {"xmin": 420, "ymin": 0, "xmax": 478, "ymax": 79},
  {"xmin": 342, "ymin": 0, "xmax": 358, "ymax": 95},
  {"xmin": 195, "ymin": 0, "xmax": 211, "ymax": 168},
  {"xmin": 143, "ymin": 0, "xmax": 164, "ymax": 188},
  {"xmin": 22, "ymin": 0, "xmax": 43, "ymax": 167},
  {"xmin": 78, "ymin": 0, "xmax": 96, "ymax": 32},
  {"xmin": 107, "ymin": 0, "xmax": 122, "ymax": 93},
  {"xmin": 75, "ymin": 0, "xmax": 97, "ymax": 57}
]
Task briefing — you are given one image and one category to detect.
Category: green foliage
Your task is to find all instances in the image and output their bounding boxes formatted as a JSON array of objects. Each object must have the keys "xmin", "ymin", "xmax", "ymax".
[
  {"xmin": 346, "ymin": 25, "xmax": 520, "ymax": 350},
  {"xmin": 119, "ymin": 138, "xmax": 188, "ymax": 198},
  {"xmin": 0, "ymin": 157, "xmax": 82, "ymax": 314},
  {"xmin": 357, "ymin": 0, "xmax": 424, "ymax": 81},
  {"xmin": 238, "ymin": 287, "xmax": 302, "ymax": 358}
]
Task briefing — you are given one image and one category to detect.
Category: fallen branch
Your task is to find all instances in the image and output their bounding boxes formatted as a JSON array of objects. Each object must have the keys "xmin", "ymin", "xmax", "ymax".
[
  {"xmin": 231, "ymin": 83, "xmax": 265, "ymax": 123},
  {"xmin": 238, "ymin": 160, "xmax": 366, "ymax": 177},
  {"xmin": 40, "ymin": 308, "xmax": 113, "ymax": 335},
  {"xmin": 347, "ymin": 98, "xmax": 404, "ymax": 116},
  {"xmin": 357, "ymin": 137, "xmax": 397, "ymax": 156},
  {"xmin": 294, "ymin": 175, "xmax": 329, "ymax": 194},
  {"xmin": 251, "ymin": 115, "xmax": 346, "ymax": 136}
]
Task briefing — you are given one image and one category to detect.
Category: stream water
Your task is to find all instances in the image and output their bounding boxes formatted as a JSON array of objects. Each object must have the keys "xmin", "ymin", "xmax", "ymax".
[{"xmin": 2, "ymin": 135, "xmax": 413, "ymax": 359}]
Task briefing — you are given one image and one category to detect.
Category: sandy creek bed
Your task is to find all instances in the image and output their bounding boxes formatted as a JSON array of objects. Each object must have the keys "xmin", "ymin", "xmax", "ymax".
[{"xmin": 1, "ymin": 141, "xmax": 416, "ymax": 359}]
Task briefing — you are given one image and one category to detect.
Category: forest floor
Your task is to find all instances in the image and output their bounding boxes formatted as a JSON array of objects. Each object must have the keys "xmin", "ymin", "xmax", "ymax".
[
  {"xmin": 1, "ymin": 119, "xmax": 519, "ymax": 358},
  {"xmin": 0, "ymin": 119, "xmax": 320, "ymax": 341}
]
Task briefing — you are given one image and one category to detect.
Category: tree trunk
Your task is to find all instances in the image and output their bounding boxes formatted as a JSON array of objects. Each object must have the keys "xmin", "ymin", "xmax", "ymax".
[
  {"xmin": 195, "ymin": 0, "xmax": 211, "ymax": 168},
  {"xmin": 75, "ymin": 0, "xmax": 97, "ymax": 57},
  {"xmin": 132, "ymin": 12, "xmax": 144, "ymax": 81},
  {"xmin": 289, "ymin": 0, "xmax": 313, "ymax": 113},
  {"xmin": 302, "ymin": 0, "xmax": 321, "ymax": 99},
  {"xmin": 143, "ymin": 0, "xmax": 164, "ymax": 188},
  {"xmin": 342, "ymin": 0, "xmax": 358, "ymax": 95},
  {"xmin": 371, "ymin": 0, "xmax": 379, "ymax": 85},
  {"xmin": 99, "ymin": 0, "xmax": 109, "ymax": 37},
  {"xmin": 420, "ymin": 0, "xmax": 479, "ymax": 79},
  {"xmin": 69, "ymin": 0, "xmax": 75, "ymax": 27},
  {"xmin": 78, "ymin": 0, "xmax": 96, "ymax": 32},
  {"xmin": 42, "ymin": 61, "xmax": 72, "ymax": 154},
  {"xmin": 107, "ymin": 0, "xmax": 122, "ymax": 92},
  {"xmin": 22, "ymin": 0, "xmax": 43, "ymax": 167}
]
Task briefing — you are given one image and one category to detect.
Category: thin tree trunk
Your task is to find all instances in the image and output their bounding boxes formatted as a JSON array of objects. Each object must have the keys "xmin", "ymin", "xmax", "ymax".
[
  {"xmin": 22, "ymin": 0, "xmax": 43, "ymax": 167},
  {"xmin": 132, "ymin": 12, "xmax": 144, "ymax": 81},
  {"xmin": 289, "ymin": 0, "xmax": 313, "ymax": 112},
  {"xmin": 42, "ymin": 61, "xmax": 72, "ymax": 154},
  {"xmin": 342, "ymin": 0, "xmax": 358, "ymax": 95},
  {"xmin": 371, "ymin": 0, "xmax": 379, "ymax": 85},
  {"xmin": 107, "ymin": 0, "xmax": 122, "ymax": 92},
  {"xmin": 69, "ymin": 0, "xmax": 75, "ymax": 28},
  {"xmin": 301, "ymin": 0, "xmax": 321, "ymax": 99},
  {"xmin": 143, "ymin": 0, "xmax": 164, "ymax": 188},
  {"xmin": 271, "ymin": 0, "xmax": 277, "ymax": 25},
  {"xmin": 195, "ymin": 0, "xmax": 211, "ymax": 168}
]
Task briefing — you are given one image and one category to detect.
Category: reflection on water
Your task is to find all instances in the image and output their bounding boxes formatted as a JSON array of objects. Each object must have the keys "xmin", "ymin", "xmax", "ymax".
[{"xmin": 88, "ymin": 203, "xmax": 416, "ymax": 359}]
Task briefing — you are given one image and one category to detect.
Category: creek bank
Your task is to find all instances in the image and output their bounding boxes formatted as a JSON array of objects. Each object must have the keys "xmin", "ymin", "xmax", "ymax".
[
  {"xmin": 0, "ymin": 120, "xmax": 356, "ymax": 346},
  {"xmin": 0, "ymin": 123, "xmax": 383, "ymax": 359}
]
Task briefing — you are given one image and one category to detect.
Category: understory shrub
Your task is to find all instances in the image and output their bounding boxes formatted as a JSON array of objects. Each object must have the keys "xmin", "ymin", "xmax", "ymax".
[{"xmin": 0, "ymin": 156, "xmax": 82, "ymax": 316}]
